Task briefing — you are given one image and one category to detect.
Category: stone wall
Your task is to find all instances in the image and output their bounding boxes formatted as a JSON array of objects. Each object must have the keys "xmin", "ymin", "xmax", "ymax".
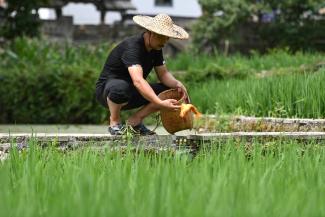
[
  {"xmin": 40, "ymin": 15, "xmax": 193, "ymax": 56},
  {"xmin": 41, "ymin": 16, "xmax": 74, "ymax": 42}
]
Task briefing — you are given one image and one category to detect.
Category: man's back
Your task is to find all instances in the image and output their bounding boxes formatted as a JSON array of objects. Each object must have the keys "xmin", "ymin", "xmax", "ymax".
[{"xmin": 96, "ymin": 33, "xmax": 164, "ymax": 89}]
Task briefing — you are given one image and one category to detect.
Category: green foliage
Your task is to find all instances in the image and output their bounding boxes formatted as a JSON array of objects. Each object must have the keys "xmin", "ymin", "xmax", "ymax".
[
  {"xmin": 0, "ymin": 37, "xmax": 114, "ymax": 123},
  {"xmin": 192, "ymin": 0, "xmax": 325, "ymax": 52},
  {"xmin": 1, "ymin": 142, "xmax": 325, "ymax": 216},
  {"xmin": 0, "ymin": 38, "xmax": 324, "ymax": 123},
  {"xmin": 1, "ymin": 0, "xmax": 48, "ymax": 39}
]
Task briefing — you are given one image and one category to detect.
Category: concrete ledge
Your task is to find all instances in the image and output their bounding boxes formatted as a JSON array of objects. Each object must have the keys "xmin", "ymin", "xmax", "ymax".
[
  {"xmin": 1, "ymin": 132, "xmax": 325, "ymax": 148},
  {"xmin": 0, "ymin": 133, "xmax": 175, "ymax": 150},
  {"xmin": 199, "ymin": 115, "xmax": 325, "ymax": 132},
  {"xmin": 1, "ymin": 132, "xmax": 325, "ymax": 160},
  {"xmin": 189, "ymin": 132, "xmax": 325, "ymax": 141},
  {"xmin": 232, "ymin": 116, "xmax": 325, "ymax": 123}
]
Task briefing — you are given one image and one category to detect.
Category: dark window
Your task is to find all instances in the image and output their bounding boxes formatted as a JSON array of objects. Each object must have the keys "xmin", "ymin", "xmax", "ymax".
[{"xmin": 155, "ymin": 0, "xmax": 173, "ymax": 6}]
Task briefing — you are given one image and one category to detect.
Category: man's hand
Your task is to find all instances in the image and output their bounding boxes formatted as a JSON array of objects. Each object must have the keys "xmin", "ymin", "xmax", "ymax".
[
  {"xmin": 175, "ymin": 81, "xmax": 189, "ymax": 103},
  {"xmin": 155, "ymin": 65, "xmax": 190, "ymax": 103},
  {"xmin": 159, "ymin": 99, "xmax": 181, "ymax": 110}
]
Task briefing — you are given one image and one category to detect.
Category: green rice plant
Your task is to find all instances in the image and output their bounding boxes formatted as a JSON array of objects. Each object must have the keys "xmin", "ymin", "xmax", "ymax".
[
  {"xmin": 1, "ymin": 140, "xmax": 325, "ymax": 217},
  {"xmin": 189, "ymin": 69, "xmax": 325, "ymax": 118}
]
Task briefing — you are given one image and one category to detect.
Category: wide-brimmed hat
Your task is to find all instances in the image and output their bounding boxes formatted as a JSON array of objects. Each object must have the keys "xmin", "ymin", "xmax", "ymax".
[{"xmin": 133, "ymin": 14, "xmax": 189, "ymax": 40}]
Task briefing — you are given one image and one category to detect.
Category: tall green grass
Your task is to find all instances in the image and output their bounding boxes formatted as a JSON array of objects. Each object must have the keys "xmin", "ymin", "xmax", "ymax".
[
  {"xmin": 1, "ymin": 141, "xmax": 325, "ymax": 217},
  {"xmin": 189, "ymin": 69, "xmax": 325, "ymax": 118}
]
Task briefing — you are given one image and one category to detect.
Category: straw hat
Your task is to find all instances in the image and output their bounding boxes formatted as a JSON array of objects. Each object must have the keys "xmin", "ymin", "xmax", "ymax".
[{"xmin": 133, "ymin": 14, "xmax": 189, "ymax": 40}]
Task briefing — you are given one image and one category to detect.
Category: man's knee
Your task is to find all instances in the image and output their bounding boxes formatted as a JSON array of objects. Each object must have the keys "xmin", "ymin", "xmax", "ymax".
[
  {"xmin": 108, "ymin": 91, "xmax": 130, "ymax": 104},
  {"xmin": 106, "ymin": 80, "xmax": 132, "ymax": 104}
]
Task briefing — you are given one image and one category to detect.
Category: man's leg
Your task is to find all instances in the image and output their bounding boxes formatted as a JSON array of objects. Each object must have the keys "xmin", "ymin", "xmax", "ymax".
[
  {"xmin": 126, "ymin": 102, "xmax": 160, "ymax": 126},
  {"xmin": 125, "ymin": 83, "xmax": 169, "ymax": 126},
  {"xmin": 101, "ymin": 79, "xmax": 131, "ymax": 127},
  {"xmin": 107, "ymin": 97, "xmax": 127, "ymax": 127}
]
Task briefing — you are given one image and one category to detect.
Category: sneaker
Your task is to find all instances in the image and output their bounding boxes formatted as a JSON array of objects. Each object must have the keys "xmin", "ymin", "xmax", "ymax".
[
  {"xmin": 108, "ymin": 123, "xmax": 125, "ymax": 135},
  {"xmin": 131, "ymin": 123, "xmax": 156, "ymax": 136}
]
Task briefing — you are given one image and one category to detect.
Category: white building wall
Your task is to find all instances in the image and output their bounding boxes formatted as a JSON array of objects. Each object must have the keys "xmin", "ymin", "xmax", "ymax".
[
  {"xmin": 130, "ymin": 0, "xmax": 201, "ymax": 17},
  {"xmin": 63, "ymin": 3, "xmax": 101, "ymax": 24},
  {"xmin": 39, "ymin": 0, "xmax": 201, "ymax": 25}
]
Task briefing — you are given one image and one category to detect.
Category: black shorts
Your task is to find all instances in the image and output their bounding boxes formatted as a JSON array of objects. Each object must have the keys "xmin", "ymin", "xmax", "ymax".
[{"xmin": 96, "ymin": 79, "xmax": 169, "ymax": 110}]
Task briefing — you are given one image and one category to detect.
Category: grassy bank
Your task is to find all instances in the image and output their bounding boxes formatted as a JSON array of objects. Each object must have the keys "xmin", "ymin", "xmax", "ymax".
[{"xmin": 1, "ymin": 141, "xmax": 325, "ymax": 217}]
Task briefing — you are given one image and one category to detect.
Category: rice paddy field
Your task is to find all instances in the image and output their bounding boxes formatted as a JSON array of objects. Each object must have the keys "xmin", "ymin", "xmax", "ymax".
[
  {"xmin": 190, "ymin": 68, "xmax": 325, "ymax": 118},
  {"xmin": 1, "ymin": 38, "xmax": 325, "ymax": 216},
  {"xmin": 1, "ymin": 141, "xmax": 325, "ymax": 217}
]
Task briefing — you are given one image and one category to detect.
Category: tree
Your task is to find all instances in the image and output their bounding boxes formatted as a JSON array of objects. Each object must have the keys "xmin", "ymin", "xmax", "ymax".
[
  {"xmin": 192, "ymin": 0, "xmax": 258, "ymax": 53},
  {"xmin": 257, "ymin": 0, "xmax": 325, "ymax": 51},
  {"xmin": 192, "ymin": 0, "xmax": 325, "ymax": 53},
  {"xmin": 1, "ymin": 0, "xmax": 49, "ymax": 39}
]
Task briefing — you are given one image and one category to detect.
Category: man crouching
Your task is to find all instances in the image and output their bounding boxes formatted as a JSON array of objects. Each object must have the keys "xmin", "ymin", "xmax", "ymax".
[{"xmin": 95, "ymin": 14, "xmax": 189, "ymax": 135}]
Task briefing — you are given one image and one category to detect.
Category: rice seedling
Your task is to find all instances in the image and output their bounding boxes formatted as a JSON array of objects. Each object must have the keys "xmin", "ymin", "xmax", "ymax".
[{"xmin": 1, "ymin": 140, "xmax": 325, "ymax": 217}]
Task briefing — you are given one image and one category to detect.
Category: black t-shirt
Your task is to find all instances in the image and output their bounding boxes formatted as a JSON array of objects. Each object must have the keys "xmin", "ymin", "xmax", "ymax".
[{"xmin": 96, "ymin": 33, "xmax": 165, "ymax": 89}]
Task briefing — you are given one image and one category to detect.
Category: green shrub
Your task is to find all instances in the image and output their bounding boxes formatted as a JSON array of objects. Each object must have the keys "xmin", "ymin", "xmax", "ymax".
[{"xmin": 0, "ymin": 37, "xmax": 113, "ymax": 123}]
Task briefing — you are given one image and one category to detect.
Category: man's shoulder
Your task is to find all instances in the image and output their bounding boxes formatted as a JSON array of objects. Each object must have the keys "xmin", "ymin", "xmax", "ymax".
[
  {"xmin": 113, "ymin": 34, "xmax": 144, "ymax": 57},
  {"xmin": 110, "ymin": 34, "xmax": 143, "ymax": 56},
  {"xmin": 122, "ymin": 33, "xmax": 143, "ymax": 46}
]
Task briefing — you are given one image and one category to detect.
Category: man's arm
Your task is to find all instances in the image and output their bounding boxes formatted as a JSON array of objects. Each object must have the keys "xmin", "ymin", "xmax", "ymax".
[
  {"xmin": 128, "ymin": 65, "xmax": 180, "ymax": 109},
  {"xmin": 155, "ymin": 65, "xmax": 188, "ymax": 101}
]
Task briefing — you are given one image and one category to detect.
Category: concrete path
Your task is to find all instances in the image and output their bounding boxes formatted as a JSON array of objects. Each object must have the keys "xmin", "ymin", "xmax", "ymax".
[{"xmin": 0, "ymin": 124, "xmax": 192, "ymax": 136}]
